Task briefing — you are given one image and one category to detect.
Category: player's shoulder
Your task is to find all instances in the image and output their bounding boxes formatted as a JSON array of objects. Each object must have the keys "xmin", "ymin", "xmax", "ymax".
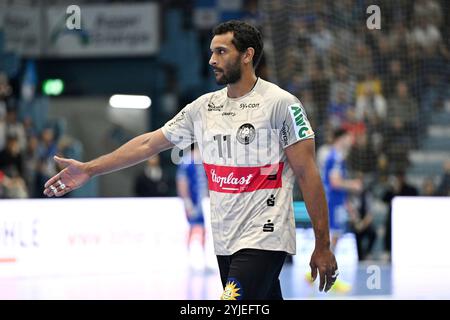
[
  {"xmin": 257, "ymin": 78, "xmax": 300, "ymax": 106},
  {"xmin": 190, "ymin": 87, "xmax": 227, "ymax": 107},
  {"xmin": 327, "ymin": 148, "xmax": 343, "ymax": 163}
]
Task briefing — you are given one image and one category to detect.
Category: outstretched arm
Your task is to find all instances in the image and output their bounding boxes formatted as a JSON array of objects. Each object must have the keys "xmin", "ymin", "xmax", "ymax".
[
  {"xmin": 43, "ymin": 129, "xmax": 174, "ymax": 197},
  {"xmin": 285, "ymin": 138, "xmax": 338, "ymax": 292},
  {"xmin": 330, "ymin": 170, "xmax": 362, "ymax": 193}
]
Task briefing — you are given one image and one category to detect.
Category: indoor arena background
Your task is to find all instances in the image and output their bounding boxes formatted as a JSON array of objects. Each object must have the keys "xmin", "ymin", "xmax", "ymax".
[{"xmin": 0, "ymin": 0, "xmax": 449, "ymax": 299}]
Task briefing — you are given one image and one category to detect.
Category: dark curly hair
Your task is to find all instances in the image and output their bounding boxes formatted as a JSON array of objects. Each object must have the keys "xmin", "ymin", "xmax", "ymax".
[{"xmin": 213, "ymin": 20, "xmax": 263, "ymax": 68}]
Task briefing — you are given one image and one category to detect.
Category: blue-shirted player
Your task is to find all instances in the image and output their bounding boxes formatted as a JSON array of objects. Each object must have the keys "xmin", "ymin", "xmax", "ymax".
[
  {"xmin": 176, "ymin": 144, "xmax": 208, "ymax": 253},
  {"xmin": 322, "ymin": 128, "xmax": 362, "ymax": 251}
]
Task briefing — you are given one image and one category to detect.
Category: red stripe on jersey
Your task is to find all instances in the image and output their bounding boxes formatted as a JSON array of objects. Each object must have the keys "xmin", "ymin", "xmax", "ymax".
[{"xmin": 203, "ymin": 162, "xmax": 284, "ymax": 193}]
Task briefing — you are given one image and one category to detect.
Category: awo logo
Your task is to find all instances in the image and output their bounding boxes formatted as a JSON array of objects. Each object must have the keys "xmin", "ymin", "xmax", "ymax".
[
  {"xmin": 222, "ymin": 112, "xmax": 236, "ymax": 117},
  {"xmin": 203, "ymin": 163, "xmax": 284, "ymax": 193},
  {"xmin": 280, "ymin": 120, "xmax": 290, "ymax": 147},
  {"xmin": 288, "ymin": 104, "xmax": 313, "ymax": 139}
]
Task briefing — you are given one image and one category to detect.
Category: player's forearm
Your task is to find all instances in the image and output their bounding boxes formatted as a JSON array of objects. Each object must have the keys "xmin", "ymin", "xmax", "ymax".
[
  {"xmin": 84, "ymin": 131, "xmax": 158, "ymax": 177},
  {"xmin": 298, "ymin": 165, "xmax": 331, "ymax": 250},
  {"xmin": 331, "ymin": 177, "xmax": 360, "ymax": 193}
]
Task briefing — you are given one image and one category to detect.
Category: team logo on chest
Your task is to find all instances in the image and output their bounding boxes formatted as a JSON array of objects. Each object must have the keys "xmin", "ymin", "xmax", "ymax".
[
  {"xmin": 207, "ymin": 102, "xmax": 223, "ymax": 111},
  {"xmin": 236, "ymin": 123, "xmax": 256, "ymax": 145}
]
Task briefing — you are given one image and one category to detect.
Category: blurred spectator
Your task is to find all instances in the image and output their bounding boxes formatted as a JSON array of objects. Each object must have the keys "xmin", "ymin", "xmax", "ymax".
[
  {"xmin": 383, "ymin": 118, "xmax": 412, "ymax": 173},
  {"xmin": 329, "ymin": 63, "xmax": 356, "ymax": 105},
  {"xmin": 420, "ymin": 45, "xmax": 449, "ymax": 119},
  {"xmin": 409, "ymin": 17, "xmax": 442, "ymax": 51},
  {"xmin": 341, "ymin": 108, "xmax": 367, "ymax": 142},
  {"xmin": 0, "ymin": 73, "xmax": 13, "ymax": 113},
  {"xmin": 0, "ymin": 169, "xmax": 7, "ymax": 198},
  {"xmin": 160, "ymin": 66, "xmax": 180, "ymax": 119},
  {"xmin": 38, "ymin": 127, "xmax": 58, "ymax": 163},
  {"xmin": 387, "ymin": 81, "xmax": 419, "ymax": 146},
  {"xmin": 300, "ymin": 40, "xmax": 318, "ymax": 75},
  {"xmin": 349, "ymin": 187, "xmax": 377, "ymax": 261},
  {"xmin": 436, "ymin": 160, "xmax": 450, "ymax": 196},
  {"xmin": 387, "ymin": 21, "xmax": 409, "ymax": 58},
  {"xmin": 376, "ymin": 153, "xmax": 390, "ymax": 178},
  {"xmin": 310, "ymin": 18, "xmax": 334, "ymax": 56},
  {"xmin": 327, "ymin": 89, "xmax": 352, "ymax": 129},
  {"xmin": 2, "ymin": 168, "xmax": 28, "ymax": 199},
  {"xmin": 382, "ymin": 171, "xmax": 419, "ymax": 259},
  {"xmin": 5, "ymin": 109, "xmax": 27, "ymax": 152},
  {"xmin": 0, "ymin": 106, "xmax": 6, "ymax": 151},
  {"xmin": 382, "ymin": 59, "xmax": 406, "ymax": 98},
  {"xmin": 355, "ymin": 74, "xmax": 383, "ymax": 98},
  {"xmin": 421, "ymin": 177, "xmax": 436, "ymax": 196},
  {"xmin": 0, "ymin": 136, "xmax": 24, "ymax": 177},
  {"xmin": 0, "ymin": 74, "xmax": 12, "ymax": 152},
  {"xmin": 283, "ymin": 51, "xmax": 302, "ymax": 88},
  {"xmin": 286, "ymin": 74, "xmax": 304, "ymax": 97},
  {"xmin": 34, "ymin": 127, "xmax": 58, "ymax": 197},
  {"xmin": 348, "ymin": 132, "xmax": 377, "ymax": 175},
  {"xmin": 294, "ymin": 17, "xmax": 311, "ymax": 50},
  {"xmin": 309, "ymin": 60, "xmax": 330, "ymax": 128},
  {"xmin": 242, "ymin": 0, "xmax": 262, "ymax": 29},
  {"xmin": 22, "ymin": 116, "xmax": 37, "ymax": 138},
  {"xmin": 134, "ymin": 155, "xmax": 170, "ymax": 197},
  {"xmin": 413, "ymin": 0, "xmax": 443, "ymax": 27},
  {"xmin": 372, "ymin": 34, "xmax": 393, "ymax": 78},
  {"xmin": 351, "ymin": 42, "xmax": 373, "ymax": 80},
  {"xmin": 355, "ymin": 83, "xmax": 387, "ymax": 127},
  {"xmin": 23, "ymin": 135, "xmax": 40, "ymax": 197},
  {"xmin": 35, "ymin": 158, "xmax": 55, "ymax": 198},
  {"xmin": 331, "ymin": 0, "xmax": 356, "ymax": 30}
]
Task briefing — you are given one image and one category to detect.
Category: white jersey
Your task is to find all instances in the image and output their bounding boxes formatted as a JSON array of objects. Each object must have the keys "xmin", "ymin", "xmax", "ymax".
[{"xmin": 161, "ymin": 78, "xmax": 314, "ymax": 255}]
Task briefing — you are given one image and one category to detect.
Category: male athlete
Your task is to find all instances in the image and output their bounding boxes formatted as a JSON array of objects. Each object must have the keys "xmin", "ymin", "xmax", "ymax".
[{"xmin": 43, "ymin": 21, "xmax": 338, "ymax": 300}]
